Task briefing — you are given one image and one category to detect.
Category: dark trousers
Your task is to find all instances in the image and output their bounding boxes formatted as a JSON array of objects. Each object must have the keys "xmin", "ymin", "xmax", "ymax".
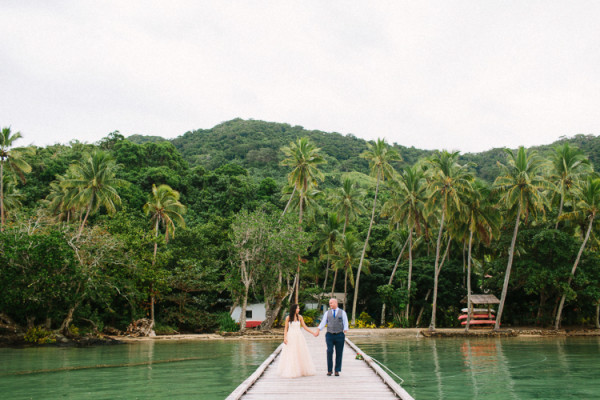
[{"xmin": 326, "ymin": 332, "xmax": 345, "ymax": 372}]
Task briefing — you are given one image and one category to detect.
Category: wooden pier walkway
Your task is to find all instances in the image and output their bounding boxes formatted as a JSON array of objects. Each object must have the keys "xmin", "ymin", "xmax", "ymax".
[{"xmin": 227, "ymin": 330, "xmax": 414, "ymax": 400}]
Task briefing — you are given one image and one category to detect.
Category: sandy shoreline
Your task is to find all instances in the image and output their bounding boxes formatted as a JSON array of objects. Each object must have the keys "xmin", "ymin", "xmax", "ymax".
[{"xmin": 107, "ymin": 327, "xmax": 600, "ymax": 342}]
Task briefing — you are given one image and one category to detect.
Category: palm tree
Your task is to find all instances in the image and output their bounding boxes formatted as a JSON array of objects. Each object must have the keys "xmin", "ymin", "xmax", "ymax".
[
  {"xmin": 554, "ymin": 176, "xmax": 600, "ymax": 329},
  {"xmin": 0, "ymin": 174, "xmax": 23, "ymax": 220},
  {"xmin": 143, "ymin": 183, "xmax": 186, "ymax": 324},
  {"xmin": 281, "ymin": 137, "xmax": 326, "ymax": 224},
  {"xmin": 63, "ymin": 151, "xmax": 126, "ymax": 236},
  {"xmin": 550, "ymin": 143, "xmax": 591, "ymax": 229},
  {"xmin": 426, "ymin": 151, "xmax": 473, "ymax": 331},
  {"xmin": 329, "ymin": 177, "xmax": 367, "ymax": 234},
  {"xmin": 382, "ymin": 165, "xmax": 427, "ymax": 322},
  {"xmin": 314, "ymin": 212, "xmax": 342, "ymax": 296},
  {"xmin": 0, "ymin": 127, "xmax": 35, "ymax": 231},
  {"xmin": 461, "ymin": 181, "xmax": 500, "ymax": 331},
  {"xmin": 281, "ymin": 137, "xmax": 326, "ymax": 302},
  {"xmin": 45, "ymin": 173, "xmax": 81, "ymax": 223},
  {"xmin": 377, "ymin": 229, "xmax": 408, "ymax": 325},
  {"xmin": 351, "ymin": 138, "xmax": 400, "ymax": 325},
  {"xmin": 493, "ymin": 146, "xmax": 552, "ymax": 330},
  {"xmin": 331, "ymin": 233, "xmax": 366, "ymax": 311}
]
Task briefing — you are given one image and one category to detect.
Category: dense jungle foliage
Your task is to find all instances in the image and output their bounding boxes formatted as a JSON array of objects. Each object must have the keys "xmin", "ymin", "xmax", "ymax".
[{"xmin": 1, "ymin": 119, "xmax": 600, "ymax": 337}]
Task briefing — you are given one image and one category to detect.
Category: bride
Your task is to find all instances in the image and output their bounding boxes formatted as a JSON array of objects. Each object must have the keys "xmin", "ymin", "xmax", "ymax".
[{"xmin": 277, "ymin": 303, "xmax": 317, "ymax": 378}]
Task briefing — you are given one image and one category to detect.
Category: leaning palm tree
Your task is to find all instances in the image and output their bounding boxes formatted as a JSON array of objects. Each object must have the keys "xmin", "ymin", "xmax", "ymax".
[
  {"xmin": 0, "ymin": 127, "xmax": 35, "ymax": 231},
  {"xmin": 381, "ymin": 165, "xmax": 427, "ymax": 323},
  {"xmin": 281, "ymin": 137, "xmax": 326, "ymax": 302},
  {"xmin": 549, "ymin": 143, "xmax": 591, "ymax": 229},
  {"xmin": 493, "ymin": 146, "xmax": 552, "ymax": 331},
  {"xmin": 461, "ymin": 180, "xmax": 500, "ymax": 331},
  {"xmin": 331, "ymin": 233, "xmax": 366, "ymax": 311},
  {"xmin": 426, "ymin": 151, "xmax": 473, "ymax": 331},
  {"xmin": 351, "ymin": 138, "xmax": 400, "ymax": 325},
  {"xmin": 329, "ymin": 177, "xmax": 367, "ymax": 234},
  {"xmin": 554, "ymin": 176, "xmax": 600, "ymax": 329},
  {"xmin": 63, "ymin": 151, "xmax": 126, "ymax": 236},
  {"xmin": 377, "ymin": 229, "xmax": 409, "ymax": 325},
  {"xmin": 314, "ymin": 212, "xmax": 342, "ymax": 296},
  {"xmin": 143, "ymin": 183, "xmax": 186, "ymax": 324}
]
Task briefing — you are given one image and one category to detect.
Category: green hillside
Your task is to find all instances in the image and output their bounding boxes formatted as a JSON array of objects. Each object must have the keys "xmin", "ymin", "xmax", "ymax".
[{"xmin": 129, "ymin": 118, "xmax": 598, "ymax": 183}]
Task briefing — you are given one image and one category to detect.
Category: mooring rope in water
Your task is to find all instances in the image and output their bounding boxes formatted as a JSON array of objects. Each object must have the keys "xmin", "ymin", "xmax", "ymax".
[
  {"xmin": 369, "ymin": 356, "xmax": 405, "ymax": 384},
  {"xmin": 0, "ymin": 356, "xmax": 216, "ymax": 376}
]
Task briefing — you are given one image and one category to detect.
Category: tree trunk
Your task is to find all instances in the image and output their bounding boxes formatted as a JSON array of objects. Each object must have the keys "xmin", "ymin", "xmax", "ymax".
[
  {"xmin": 150, "ymin": 284, "xmax": 155, "ymax": 324},
  {"xmin": 239, "ymin": 284, "xmax": 250, "ymax": 332},
  {"xmin": 229, "ymin": 301, "xmax": 239, "ymax": 317},
  {"xmin": 554, "ymin": 213, "xmax": 594, "ymax": 329},
  {"xmin": 555, "ymin": 190, "xmax": 565, "ymax": 229},
  {"xmin": 60, "ymin": 302, "xmax": 80, "ymax": 335},
  {"xmin": 416, "ymin": 289, "xmax": 432, "ymax": 327},
  {"xmin": 380, "ymin": 236, "xmax": 409, "ymax": 325},
  {"xmin": 77, "ymin": 203, "xmax": 92, "ymax": 237},
  {"xmin": 330, "ymin": 268, "xmax": 339, "ymax": 297},
  {"xmin": 352, "ymin": 171, "xmax": 380, "ymax": 325},
  {"xmin": 0, "ymin": 161, "xmax": 4, "ymax": 232},
  {"xmin": 260, "ymin": 298, "xmax": 284, "ymax": 331},
  {"xmin": 343, "ymin": 210, "xmax": 349, "ymax": 235},
  {"xmin": 150, "ymin": 218, "xmax": 160, "ymax": 325},
  {"xmin": 429, "ymin": 208, "xmax": 446, "ymax": 331},
  {"xmin": 406, "ymin": 229, "xmax": 413, "ymax": 321},
  {"xmin": 595, "ymin": 301, "xmax": 599, "ymax": 329},
  {"xmin": 537, "ymin": 292, "xmax": 547, "ymax": 325},
  {"xmin": 344, "ymin": 268, "xmax": 348, "ymax": 311},
  {"xmin": 465, "ymin": 230, "xmax": 474, "ymax": 332},
  {"xmin": 495, "ymin": 204, "xmax": 522, "ymax": 331},
  {"xmin": 322, "ymin": 256, "xmax": 330, "ymax": 295},
  {"xmin": 295, "ymin": 183, "xmax": 305, "ymax": 304},
  {"xmin": 281, "ymin": 184, "xmax": 296, "ymax": 218}
]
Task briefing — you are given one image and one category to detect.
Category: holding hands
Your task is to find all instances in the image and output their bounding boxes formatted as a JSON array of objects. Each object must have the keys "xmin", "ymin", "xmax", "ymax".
[{"xmin": 313, "ymin": 329, "xmax": 319, "ymax": 337}]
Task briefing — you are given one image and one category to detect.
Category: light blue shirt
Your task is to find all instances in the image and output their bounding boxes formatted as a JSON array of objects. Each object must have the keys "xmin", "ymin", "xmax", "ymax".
[{"xmin": 317, "ymin": 308, "xmax": 349, "ymax": 332}]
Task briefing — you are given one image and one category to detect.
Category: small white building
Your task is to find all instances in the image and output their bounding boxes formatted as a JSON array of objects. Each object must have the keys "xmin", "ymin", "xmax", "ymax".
[
  {"xmin": 230, "ymin": 293, "xmax": 347, "ymax": 328},
  {"xmin": 231, "ymin": 303, "xmax": 267, "ymax": 328}
]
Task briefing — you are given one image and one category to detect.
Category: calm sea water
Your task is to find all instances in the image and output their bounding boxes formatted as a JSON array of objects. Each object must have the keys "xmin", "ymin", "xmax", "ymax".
[
  {"xmin": 1, "ymin": 336, "xmax": 599, "ymax": 399},
  {"xmin": 352, "ymin": 336, "xmax": 600, "ymax": 400},
  {"xmin": 0, "ymin": 340, "xmax": 279, "ymax": 400}
]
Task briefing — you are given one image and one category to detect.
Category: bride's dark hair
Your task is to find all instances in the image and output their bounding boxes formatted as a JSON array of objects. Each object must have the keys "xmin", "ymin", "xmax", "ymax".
[{"xmin": 288, "ymin": 303, "xmax": 299, "ymax": 322}]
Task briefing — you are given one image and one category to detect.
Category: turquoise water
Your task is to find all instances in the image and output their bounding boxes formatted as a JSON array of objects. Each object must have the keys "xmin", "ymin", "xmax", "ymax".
[
  {"xmin": 1, "ymin": 336, "xmax": 599, "ymax": 399},
  {"xmin": 352, "ymin": 336, "xmax": 600, "ymax": 399},
  {"xmin": 0, "ymin": 340, "xmax": 279, "ymax": 400}
]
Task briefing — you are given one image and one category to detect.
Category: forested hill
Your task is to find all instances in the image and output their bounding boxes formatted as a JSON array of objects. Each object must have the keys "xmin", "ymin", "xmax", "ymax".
[{"xmin": 128, "ymin": 119, "xmax": 599, "ymax": 183}]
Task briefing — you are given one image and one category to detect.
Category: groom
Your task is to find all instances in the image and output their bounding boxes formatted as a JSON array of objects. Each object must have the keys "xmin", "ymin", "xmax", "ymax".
[{"xmin": 315, "ymin": 298, "xmax": 349, "ymax": 376}]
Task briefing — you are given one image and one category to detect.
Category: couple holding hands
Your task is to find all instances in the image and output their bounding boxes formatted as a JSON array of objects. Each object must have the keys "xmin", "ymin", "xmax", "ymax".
[{"xmin": 277, "ymin": 298, "xmax": 349, "ymax": 378}]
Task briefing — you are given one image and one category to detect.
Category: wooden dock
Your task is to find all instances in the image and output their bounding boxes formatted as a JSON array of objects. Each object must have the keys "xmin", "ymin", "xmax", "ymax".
[{"xmin": 226, "ymin": 330, "xmax": 414, "ymax": 400}]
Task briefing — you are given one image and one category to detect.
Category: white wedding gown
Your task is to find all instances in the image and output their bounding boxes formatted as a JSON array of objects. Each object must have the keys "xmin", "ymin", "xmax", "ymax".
[{"xmin": 277, "ymin": 321, "xmax": 316, "ymax": 378}]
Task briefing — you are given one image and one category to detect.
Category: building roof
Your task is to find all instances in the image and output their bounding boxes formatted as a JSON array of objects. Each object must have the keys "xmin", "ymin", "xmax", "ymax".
[{"xmin": 462, "ymin": 294, "xmax": 500, "ymax": 304}]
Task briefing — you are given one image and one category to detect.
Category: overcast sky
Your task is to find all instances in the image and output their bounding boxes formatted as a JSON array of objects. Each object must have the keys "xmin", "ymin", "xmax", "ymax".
[{"xmin": 1, "ymin": 1, "xmax": 599, "ymax": 153}]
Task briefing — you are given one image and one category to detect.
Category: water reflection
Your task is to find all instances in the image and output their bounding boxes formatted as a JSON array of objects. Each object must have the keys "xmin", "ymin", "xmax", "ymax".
[
  {"xmin": 432, "ymin": 339, "xmax": 443, "ymax": 399},
  {"xmin": 352, "ymin": 336, "xmax": 600, "ymax": 400},
  {"xmin": 0, "ymin": 340, "xmax": 280, "ymax": 400}
]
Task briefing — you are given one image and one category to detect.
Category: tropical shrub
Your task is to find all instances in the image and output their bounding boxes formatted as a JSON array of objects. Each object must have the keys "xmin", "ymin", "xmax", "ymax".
[
  {"xmin": 217, "ymin": 312, "xmax": 240, "ymax": 332},
  {"xmin": 24, "ymin": 327, "xmax": 56, "ymax": 344}
]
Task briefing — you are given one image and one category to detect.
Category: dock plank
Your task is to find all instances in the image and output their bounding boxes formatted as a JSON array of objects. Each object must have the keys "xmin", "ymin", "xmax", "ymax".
[{"xmin": 226, "ymin": 330, "xmax": 414, "ymax": 400}]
